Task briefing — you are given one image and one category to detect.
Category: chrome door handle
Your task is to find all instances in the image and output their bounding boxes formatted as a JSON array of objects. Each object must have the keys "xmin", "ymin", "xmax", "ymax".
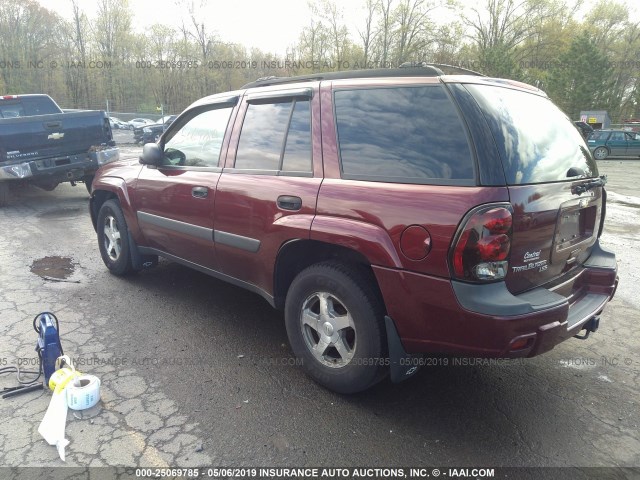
[{"xmin": 192, "ymin": 186, "xmax": 208, "ymax": 198}]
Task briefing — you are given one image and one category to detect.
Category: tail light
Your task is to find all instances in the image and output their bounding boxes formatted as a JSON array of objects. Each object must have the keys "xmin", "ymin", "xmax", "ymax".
[
  {"xmin": 451, "ymin": 204, "xmax": 513, "ymax": 282},
  {"xmin": 103, "ymin": 118, "xmax": 113, "ymax": 140}
]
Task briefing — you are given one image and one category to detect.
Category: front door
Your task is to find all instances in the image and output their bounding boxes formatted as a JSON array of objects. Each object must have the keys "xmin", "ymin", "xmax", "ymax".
[{"xmin": 135, "ymin": 103, "xmax": 237, "ymax": 269}]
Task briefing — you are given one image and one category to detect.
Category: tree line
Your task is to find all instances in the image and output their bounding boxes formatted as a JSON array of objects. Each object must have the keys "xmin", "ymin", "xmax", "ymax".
[{"xmin": 0, "ymin": 0, "xmax": 638, "ymax": 121}]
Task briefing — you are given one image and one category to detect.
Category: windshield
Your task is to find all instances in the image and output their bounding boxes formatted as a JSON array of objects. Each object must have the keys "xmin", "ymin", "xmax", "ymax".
[{"xmin": 466, "ymin": 84, "xmax": 598, "ymax": 184}]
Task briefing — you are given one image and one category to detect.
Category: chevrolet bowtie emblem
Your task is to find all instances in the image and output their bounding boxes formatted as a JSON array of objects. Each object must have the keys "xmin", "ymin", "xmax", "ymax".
[{"xmin": 48, "ymin": 132, "xmax": 65, "ymax": 140}]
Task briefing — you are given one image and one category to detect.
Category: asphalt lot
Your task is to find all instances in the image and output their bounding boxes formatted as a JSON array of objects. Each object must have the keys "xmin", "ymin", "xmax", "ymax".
[{"xmin": 0, "ymin": 143, "xmax": 638, "ymax": 474}]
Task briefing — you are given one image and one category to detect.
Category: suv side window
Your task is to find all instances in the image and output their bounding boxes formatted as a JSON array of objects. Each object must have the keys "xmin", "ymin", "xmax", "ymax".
[
  {"xmin": 235, "ymin": 99, "xmax": 312, "ymax": 173},
  {"xmin": 334, "ymin": 86, "xmax": 474, "ymax": 184},
  {"xmin": 162, "ymin": 107, "xmax": 233, "ymax": 167}
]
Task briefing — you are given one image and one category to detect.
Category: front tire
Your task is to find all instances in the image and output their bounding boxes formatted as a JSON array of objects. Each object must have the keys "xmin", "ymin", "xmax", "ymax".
[
  {"xmin": 285, "ymin": 262, "xmax": 387, "ymax": 394},
  {"xmin": 97, "ymin": 199, "xmax": 134, "ymax": 275},
  {"xmin": 593, "ymin": 146, "xmax": 609, "ymax": 160}
]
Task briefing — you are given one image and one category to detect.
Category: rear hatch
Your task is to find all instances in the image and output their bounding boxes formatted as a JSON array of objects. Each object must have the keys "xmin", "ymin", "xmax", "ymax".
[{"xmin": 465, "ymin": 84, "xmax": 604, "ymax": 294}]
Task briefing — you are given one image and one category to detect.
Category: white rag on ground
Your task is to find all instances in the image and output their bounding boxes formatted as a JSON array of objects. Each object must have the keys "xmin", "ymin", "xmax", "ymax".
[{"xmin": 38, "ymin": 384, "xmax": 70, "ymax": 461}]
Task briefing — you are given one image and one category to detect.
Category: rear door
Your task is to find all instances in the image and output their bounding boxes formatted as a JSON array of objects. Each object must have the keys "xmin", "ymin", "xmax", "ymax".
[
  {"xmin": 214, "ymin": 86, "xmax": 322, "ymax": 294},
  {"xmin": 606, "ymin": 131, "xmax": 628, "ymax": 156},
  {"xmin": 465, "ymin": 84, "xmax": 604, "ymax": 294}
]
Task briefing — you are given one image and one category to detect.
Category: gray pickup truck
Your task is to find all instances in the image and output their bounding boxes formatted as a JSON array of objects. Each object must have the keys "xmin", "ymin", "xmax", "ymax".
[{"xmin": 0, "ymin": 94, "xmax": 119, "ymax": 206}]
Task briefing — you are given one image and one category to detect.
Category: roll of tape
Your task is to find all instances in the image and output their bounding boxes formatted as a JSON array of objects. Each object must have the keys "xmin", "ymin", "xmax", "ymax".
[
  {"xmin": 48, "ymin": 367, "xmax": 80, "ymax": 393},
  {"xmin": 66, "ymin": 375, "xmax": 101, "ymax": 410}
]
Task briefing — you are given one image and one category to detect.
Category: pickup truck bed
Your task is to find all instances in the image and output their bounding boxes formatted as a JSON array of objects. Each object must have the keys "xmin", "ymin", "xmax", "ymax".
[{"xmin": 0, "ymin": 94, "xmax": 119, "ymax": 205}]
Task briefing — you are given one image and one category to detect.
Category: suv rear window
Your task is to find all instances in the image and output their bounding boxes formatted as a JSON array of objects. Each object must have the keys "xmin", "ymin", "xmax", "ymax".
[
  {"xmin": 334, "ymin": 86, "xmax": 475, "ymax": 184},
  {"xmin": 466, "ymin": 84, "xmax": 598, "ymax": 184}
]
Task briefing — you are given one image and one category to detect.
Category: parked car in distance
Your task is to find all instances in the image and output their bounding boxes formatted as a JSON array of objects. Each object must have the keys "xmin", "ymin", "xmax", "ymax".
[
  {"xmin": 587, "ymin": 129, "xmax": 640, "ymax": 159},
  {"xmin": 89, "ymin": 66, "xmax": 618, "ymax": 394},
  {"xmin": 127, "ymin": 118, "xmax": 153, "ymax": 130},
  {"xmin": 574, "ymin": 121, "xmax": 594, "ymax": 140},
  {"xmin": 134, "ymin": 115, "xmax": 177, "ymax": 145},
  {"xmin": 109, "ymin": 116, "xmax": 128, "ymax": 129}
]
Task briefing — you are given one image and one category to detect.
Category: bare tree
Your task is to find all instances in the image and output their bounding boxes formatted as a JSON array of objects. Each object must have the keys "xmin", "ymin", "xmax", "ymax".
[
  {"xmin": 357, "ymin": 0, "xmax": 379, "ymax": 66},
  {"xmin": 377, "ymin": 0, "xmax": 395, "ymax": 65},
  {"xmin": 312, "ymin": 0, "xmax": 350, "ymax": 65},
  {"xmin": 394, "ymin": 0, "xmax": 439, "ymax": 64},
  {"xmin": 94, "ymin": 0, "xmax": 131, "ymax": 59},
  {"xmin": 70, "ymin": 0, "xmax": 91, "ymax": 107},
  {"xmin": 297, "ymin": 18, "xmax": 331, "ymax": 71},
  {"xmin": 177, "ymin": 0, "xmax": 218, "ymax": 95},
  {"xmin": 0, "ymin": 0, "xmax": 62, "ymax": 93}
]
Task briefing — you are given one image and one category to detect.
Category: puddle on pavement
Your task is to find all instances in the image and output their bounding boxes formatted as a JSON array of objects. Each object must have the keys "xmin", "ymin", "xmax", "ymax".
[{"xmin": 30, "ymin": 256, "xmax": 76, "ymax": 279}]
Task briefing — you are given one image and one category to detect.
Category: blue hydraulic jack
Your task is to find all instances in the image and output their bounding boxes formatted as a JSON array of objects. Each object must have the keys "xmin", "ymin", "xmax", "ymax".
[
  {"xmin": 1, "ymin": 312, "xmax": 63, "ymax": 399},
  {"xmin": 36, "ymin": 312, "xmax": 64, "ymax": 385}
]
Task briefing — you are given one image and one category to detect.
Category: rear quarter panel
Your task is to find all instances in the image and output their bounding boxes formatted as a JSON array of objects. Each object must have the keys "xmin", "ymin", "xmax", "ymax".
[{"xmin": 317, "ymin": 80, "xmax": 509, "ymax": 276}]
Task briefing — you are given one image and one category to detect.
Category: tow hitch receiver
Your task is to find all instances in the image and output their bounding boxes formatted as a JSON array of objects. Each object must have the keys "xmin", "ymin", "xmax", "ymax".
[{"xmin": 574, "ymin": 316, "xmax": 600, "ymax": 340}]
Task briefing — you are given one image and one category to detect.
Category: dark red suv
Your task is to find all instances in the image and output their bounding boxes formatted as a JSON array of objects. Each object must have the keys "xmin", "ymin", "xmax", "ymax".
[{"xmin": 90, "ymin": 66, "xmax": 618, "ymax": 393}]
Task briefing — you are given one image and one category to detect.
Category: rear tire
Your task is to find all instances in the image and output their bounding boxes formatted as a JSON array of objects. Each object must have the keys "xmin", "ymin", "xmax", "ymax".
[
  {"xmin": 0, "ymin": 182, "xmax": 9, "ymax": 207},
  {"xmin": 285, "ymin": 262, "xmax": 387, "ymax": 394},
  {"xmin": 97, "ymin": 199, "xmax": 134, "ymax": 276},
  {"xmin": 593, "ymin": 147, "xmax": 609, "ymax": 160}
]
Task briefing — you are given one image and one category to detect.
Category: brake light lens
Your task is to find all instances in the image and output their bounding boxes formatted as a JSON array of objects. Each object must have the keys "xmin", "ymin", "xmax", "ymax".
[{"xmin": 452, "ymin": 205, "xmax": 513, "ymax": 282}]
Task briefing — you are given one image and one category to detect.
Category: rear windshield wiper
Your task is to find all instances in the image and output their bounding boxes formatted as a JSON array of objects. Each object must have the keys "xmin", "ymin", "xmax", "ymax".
[{"xmin": 573, "ymin": 175, "xmax": 607, "ymax": 195}]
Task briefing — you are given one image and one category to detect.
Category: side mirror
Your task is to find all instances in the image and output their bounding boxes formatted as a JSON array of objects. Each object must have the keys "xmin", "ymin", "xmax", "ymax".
[
  {"xmin": 140, "ymin": 143, "xmax": 163, "ymax": 165},
  {"xmin": 567, "ymin": 166, "xmax": 585, "ymax": 178}
]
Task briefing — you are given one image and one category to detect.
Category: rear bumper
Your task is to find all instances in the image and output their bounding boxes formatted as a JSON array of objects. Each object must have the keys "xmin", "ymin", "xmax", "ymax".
[
  {"xmin": 0, "ymin": 147, "xmax": 119, "ymax": 183},
  {"xmin": 375, "ymin": 241, "xmax": 618, "ymax": 358}
]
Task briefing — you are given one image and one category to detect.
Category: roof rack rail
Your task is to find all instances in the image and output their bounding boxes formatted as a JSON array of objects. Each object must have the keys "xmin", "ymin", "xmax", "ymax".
[
  {"xmin": 399, "ymin": 62, "xmax": 486, "ymax": 77},
  {"xmin": 241, "ymin": 65, "xmax": 445, "ymax": 89}
]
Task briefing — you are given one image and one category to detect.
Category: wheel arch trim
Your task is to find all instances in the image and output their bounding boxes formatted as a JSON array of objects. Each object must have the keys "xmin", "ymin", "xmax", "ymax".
[
  {"xmin": 309, "ymin": 215, "xmax": 402, "ymax": 268},
  {"xmin": 90, "ymin": 176, "xmax": 139, "ymax": 238}
]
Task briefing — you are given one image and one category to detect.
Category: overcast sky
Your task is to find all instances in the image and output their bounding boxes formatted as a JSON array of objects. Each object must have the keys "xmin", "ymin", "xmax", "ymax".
[
  {"xmin": 36, "ymin": 0, "xmax": 639, "ymax": 56},
  {"xmin": 35, "ymin": 0, "xmax": 333, "ymax": 55}
]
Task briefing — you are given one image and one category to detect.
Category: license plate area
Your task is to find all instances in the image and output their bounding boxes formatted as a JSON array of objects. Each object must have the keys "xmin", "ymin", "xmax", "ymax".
[
  {"xmin": 556, "ymin": 206, "xmax": 595, "ymax": 249},
  {"xmin": 552, "ymin": 205, "xmax": 597, "ymax": 262}
]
